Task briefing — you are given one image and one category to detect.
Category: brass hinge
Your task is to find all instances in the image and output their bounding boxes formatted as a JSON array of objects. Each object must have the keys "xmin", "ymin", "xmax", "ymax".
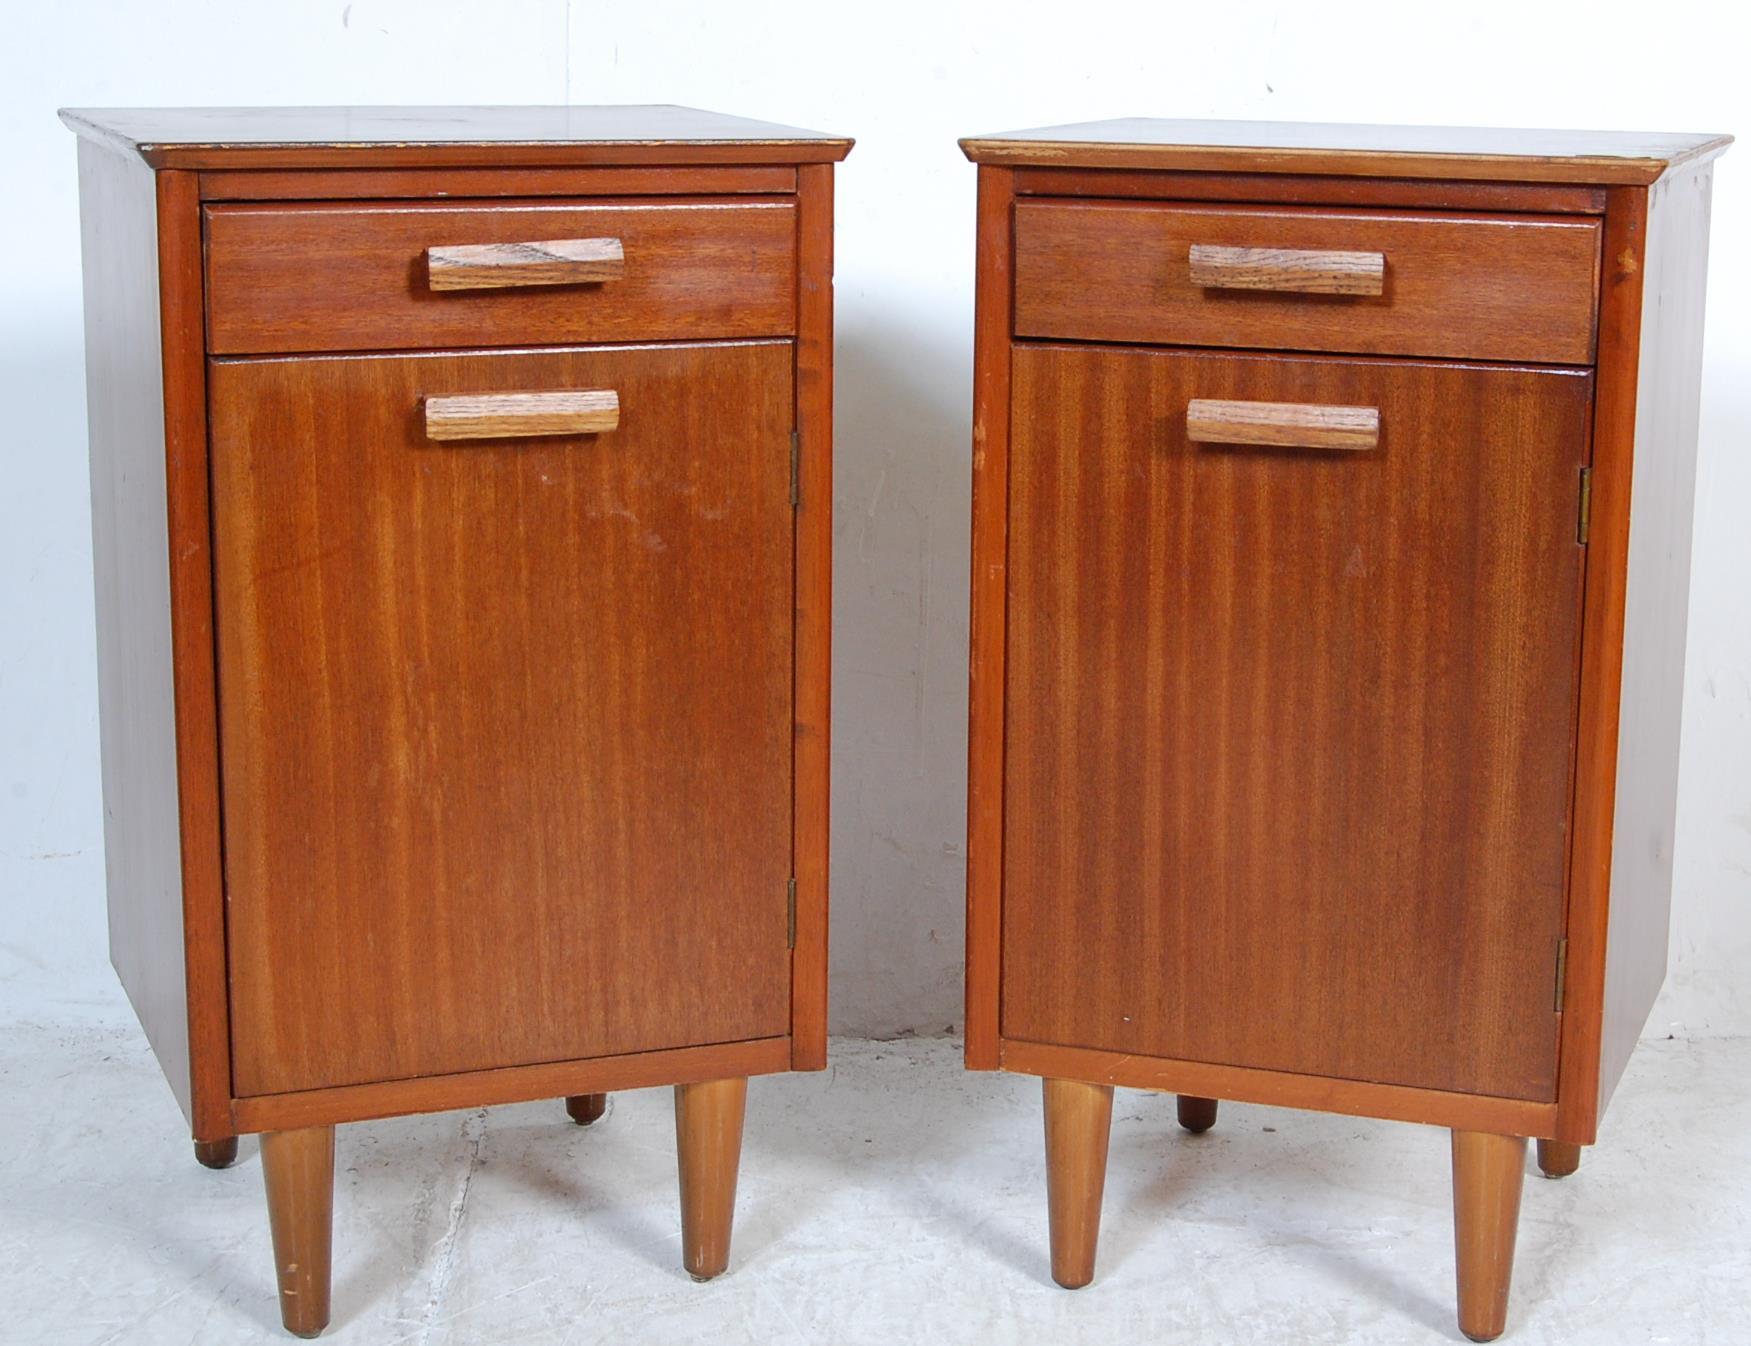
[
  {"xmin": 789, "ymin": 431, "xmax": 801, "ymax": 508},
  {"xmin": 1553, "ymin": 937, "xmax": 1569, "ymax": 1012},
  {"xmin": 786, "ymin": 877, "xmax": 797, "ymax": 949},
  {"xmin": 1577, "ymin": 467, "xmax": 1592, "ymax": 544}
]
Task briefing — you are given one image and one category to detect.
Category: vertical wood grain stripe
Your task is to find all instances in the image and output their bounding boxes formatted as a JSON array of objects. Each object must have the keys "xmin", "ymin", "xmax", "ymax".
[
  {"xmin": 965, "ymin": 165, "xmax": 1015, "ymax": 1069},
  {"xmin": 1553, "ymin": 185, "xmax": 1647, "ymax": 1144},
  {"xmin": 426, "ymin": 237, "xmax": 625, "ymax": 290},
  {"xmin": 157, "ymin": 168, "xmax": 233, "ymax": 1139},
  {"xmin": 1188, "ymin": 243, "xmax": 1385, "ymax": 295},
  {"xmin": 789, "ymin": 163, "xmax": 835, "ymax": 1070},
  {"xmin": 1186, "ymin": 398, "xmax": 1379, "ymax": 450},
  {"xmin": 423, "ymin": 389, "xmax": 619, "ymax": 440}
]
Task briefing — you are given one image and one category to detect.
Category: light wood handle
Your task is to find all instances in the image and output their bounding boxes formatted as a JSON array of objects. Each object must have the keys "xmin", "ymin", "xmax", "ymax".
[
  {"xmin": 1186, "ymin": 399, "xmax": 1379, "ymax": 451},
  {"xmin": 424, "ymin": 390, "xmax": 619, "ymax": 441},
  {"xmin": 1189, "ymin": 243, "xmax": 1385, "ymax": 296},
  {"xmin": 426, "ymin": 237, "xmax": 624, "ymax": 291}
]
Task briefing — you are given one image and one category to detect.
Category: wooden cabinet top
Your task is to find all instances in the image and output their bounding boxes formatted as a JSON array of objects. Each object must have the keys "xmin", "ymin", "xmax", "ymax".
[
  {"xmin": 960, "ymin": 117, "xmax": 1729, "ymax": 183},
  {"xmin": 59, "ymin": 104, "xmax": 854, "ymax": 169}
]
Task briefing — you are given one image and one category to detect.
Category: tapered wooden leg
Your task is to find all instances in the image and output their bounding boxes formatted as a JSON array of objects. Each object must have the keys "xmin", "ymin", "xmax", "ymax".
[
  {"xmin": 1536, "ymin": 1138, "xmax": 1582, "ymax": 1179},
  {"xmin": 1043, "ymin": 1077, "xmax": 1114, "ymax": 1289},
  {"xmin": 565, "ymin": 1093, "xmax": 608, "ymax": 1126},
  {"xmin": 1451, "ymin": 1130, "xmax": 1527, "ymax": 1343},
  {"xmin": 1176, "ymin": 1095, "xmax": 1219, "ymax": 1134},
  {"xmin": 674, "ymin": 1077, "xmax": 747, "ymax": 1281},
  {"xmin": 195, "ymin": 1136, "xmax": 240, "ymax": 1169},
  {"xmin": 261, "ymin": 1126, "xmax": 335, "ymax": 1338}
]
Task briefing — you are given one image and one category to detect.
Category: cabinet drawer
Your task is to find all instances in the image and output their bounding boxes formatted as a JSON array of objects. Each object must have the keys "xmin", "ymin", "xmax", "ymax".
[
  {"xmin": 205, "ymin": 198, "xmax": 797, "ymax": 354},
  {"xmin": 1013, "ymin": 201, "xmax": 1601, "ymax": 364}
]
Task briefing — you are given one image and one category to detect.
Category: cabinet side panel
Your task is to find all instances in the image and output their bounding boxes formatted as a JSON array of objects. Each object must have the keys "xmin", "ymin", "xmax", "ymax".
[
  {"xmin": 76, "ymin": 139, "xmax": 190, "ymax": 1123},
  {"xmin": 1595, "ymin": 166, "xmax": 1715, "ymax": 1116}
]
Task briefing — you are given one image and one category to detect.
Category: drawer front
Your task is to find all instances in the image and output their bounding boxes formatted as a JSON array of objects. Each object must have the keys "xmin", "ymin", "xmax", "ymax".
[
  {"xmin": 1002, "ymin": 343, "xmax": 1592, "ymax": 1101},
  {"xmin": 1013, "ymin": 201, "xmax": 1601, "ymax": 364},
  {"xmin": 205, "ymin": 198, "xmax": 797, "ymax": 354},
  {"xmin": 213, "ymin": 341, "xmax": 796, "ymax": 1095}
]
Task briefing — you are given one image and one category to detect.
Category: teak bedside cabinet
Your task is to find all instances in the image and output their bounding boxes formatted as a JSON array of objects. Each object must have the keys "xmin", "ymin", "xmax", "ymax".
[
  {"xmin": 960, "ymin": 119, "xmax": 1727, "ymax": 1341},
  {"xmin": 63, "ymin": 105, "xmax": 849, "ymax": 1337}
]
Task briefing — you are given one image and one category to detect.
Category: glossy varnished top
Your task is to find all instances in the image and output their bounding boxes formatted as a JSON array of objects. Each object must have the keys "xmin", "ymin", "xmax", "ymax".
[
  {"xmin": 960, "ymin": 118, "xmax": 1730, "ymax": 184},
  {"xmin": 60, "ymin": 105, "xmax": 854, "ymax": 170}
]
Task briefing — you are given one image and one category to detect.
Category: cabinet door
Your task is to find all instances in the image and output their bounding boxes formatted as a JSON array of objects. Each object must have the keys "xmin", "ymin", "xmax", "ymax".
[
  {"xmin": 212, "ymin": 342, "xmax": 794, "ymax": 1096},
  {"xmin": 1004, "ymin": 344, "xmax": 1591, "ymax": 1101}
]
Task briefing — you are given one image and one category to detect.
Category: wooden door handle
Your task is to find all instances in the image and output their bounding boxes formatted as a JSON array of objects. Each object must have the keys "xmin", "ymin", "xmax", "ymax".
[
  {"xmin": 1187, "ymin": 399, "xmax": 1379, "ymax": 451},
  {"xmin": 1188, "ymin": 243, "xmax": 1385, "ymax": 296},
  {"xmin": 426, "ymin": 237, "xmax": 625, "ymax": 290},
  {"xmin": 424, "ymin": 390, "xmax": 620, "ymax": 441}
]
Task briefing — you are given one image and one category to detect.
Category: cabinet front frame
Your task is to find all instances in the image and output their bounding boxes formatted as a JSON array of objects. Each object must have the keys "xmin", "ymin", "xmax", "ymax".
[
  {"xmin": 964, "ymin": 163, "xmax": 1653, "ymax": 1143},
  {"xmin": 153, "ymin": 162, "xmax": 833, "ymax": 1137}
]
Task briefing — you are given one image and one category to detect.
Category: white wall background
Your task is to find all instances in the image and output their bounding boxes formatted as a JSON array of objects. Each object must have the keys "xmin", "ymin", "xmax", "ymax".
[{"xmin": 2, "ymin": 0, "xmax": 1746, "ymax": 1039}]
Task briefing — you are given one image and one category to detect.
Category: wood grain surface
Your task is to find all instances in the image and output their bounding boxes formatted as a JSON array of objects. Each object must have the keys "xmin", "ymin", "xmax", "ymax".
[
  {"xmin": 674, "ymin": 1078, "xmax": 749, "ymax": 1279},
  {"xmin": 999, "ymin": 1038, "xmax": 1558, "ymax": 1136},
  {"xmin": 1002, "ymin": 343, "xmax": 1592, "ymax": 1101},
  {"xmin": 1536, "ymin": 1138, "xmax": 1583, "ymax": 1178},
  {"xmin": 1187, "ymin": 243, "xmax": 1385, "ymax": 295},
  {"xmin": 1595, "ymin": 169, "xmax": 1715, "ymax": 1119},
  {"xmin": 424, "ymin": 389, "xmax": 620, "ymax": 440},
  {"xmin": 197, "ymin": 165, "xmax": 799, "ymax": 202},
  {"xmin": 61, "ymin": 105, "xmax": 854, "ymax": 170},
  {"xmin": 211, "ymin": 342, "xmax": 796, "ymax": 1096},
  {"xmin": 75, "ymin": 140, "xmax": 193, "ymax": 1124},
  {"xmin": 74, "ymin": 141, "xmax": 235, "ymax": 1141},
  {"xmin": 1451, "ymin": 1130, "xmax": 1528, "ymax": 1342},
  {"xmin": 193, "ymin": 1136, "xmax": 239, "ymax": 1169},
  {"xmin": 1011, "ymin": 168, "xmax": 1607, "ymax": 215},
  {"xmin": 1042, "ymin": 1077, "xmax": 1113, "ymax": 1288},
  {"xmin": 205, "ymin": 198, "xmax": 796, "ymax": 354},
  {"xmin": 1557, "ymin": 167, "xmax": 1719, "ymax": 1141},
  {"xmin": 962, "ymin": 118, "xmax": 1729, "ymax": 183},
  {"xmin": 231, "ymin": 1036, "xmax": 791, "ymax": 1132},
  {"xmin": 963, "ymin": 165, "xmax": 1016, "ymax": 1069},
  {"xmin": 1014, "ymin": 201, "xmax": 1602, "ymax": 364},
  {"xmin": 426, "ymin": 236, "xmax": 625, "ymax": 290},
  {"xmin": 1185, "ymin": 397, "xmax": 1380, "ymax": 450},
  {"xmin": 789, "ymin": 163, "xmax": 835, "ymax": 1069},
  {"xmin": 260, "ymin": 1126, "xmax": 334, "ymax": 1337}
]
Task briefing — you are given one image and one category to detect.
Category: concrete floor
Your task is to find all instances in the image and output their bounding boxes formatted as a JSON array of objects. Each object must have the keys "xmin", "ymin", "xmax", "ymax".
[{"xmin": 4, "ymin": 992, "xmax": 1748, "ymax": 1344}]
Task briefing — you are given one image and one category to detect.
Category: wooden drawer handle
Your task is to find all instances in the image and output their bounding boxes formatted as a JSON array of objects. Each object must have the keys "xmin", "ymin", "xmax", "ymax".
[
  {"xmin": 425, "ymin": 390, "xmax": 619, "ymax": 441},
  {"xmin": 1188, "ymin": 243, "xmax": 1385, "ymax": 296},
  {"xmin": 426, "ymin": 237, "xmax": 625, "ymax": 291},
  {"xmin": 1187, "ymin": 399, "xmax": 1379, "ymax": 452}
]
